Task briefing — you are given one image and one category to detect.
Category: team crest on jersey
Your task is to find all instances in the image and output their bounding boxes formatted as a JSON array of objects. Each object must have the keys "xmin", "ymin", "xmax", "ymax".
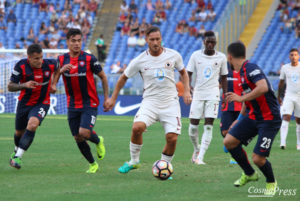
[
  {"xmin": 214, "ymin": 62, "xmax": 218, "ymax": 66},
  {"xmin": 154, "ymin": 68, "xmax": 165, "ymax": 82},
  {"xmin": 241, "ymin": 77, "xmax": 245, "ymax": 83},
  {"xmin": 204, "ymin": 66, "xmax": 212, "ymax": 79},
  {"xmin": 165, "ymin": 61, "xmax": 172, "ymax": 69},
  {"xmin": 79, "ymin": 61, "xmax": 85, "ymax": 66},
  {"xmin": 44, "ymin": 71, "xmax": 50, "ymax": 77},
  {"xmin": 291, "ymin": 74, "xmax": 299, "ymax": 83}
]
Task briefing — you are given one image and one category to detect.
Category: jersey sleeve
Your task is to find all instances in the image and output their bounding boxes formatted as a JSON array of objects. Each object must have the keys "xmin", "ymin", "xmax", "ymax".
[
  {"xmin": 220, "ymin": 55, "xmax": 228, "ymax": 75},
  {"xmin": 186, "ymin": 53, "xmax": 195, "ymax": 73},
  {"xmin": 10, "ymin": 62, "xmax": 22, "ymax": 83},
  {"xmin": 124, "ymin": 58, "xmax": 140, "ymax": 78},
  {"xmin": 279, "ymin": 66, "xmax": 285, "ymax": 80},
  {"xmin": 247, "ymin": 64, "xmax": 266, "ymax": 84},
  {"xmin": 174, "ymin": 52, "xmax": 184, "ymax": 71},
  {"xmin": 91, "ymin": 55, "xmax": 103, "ymax": 74}
]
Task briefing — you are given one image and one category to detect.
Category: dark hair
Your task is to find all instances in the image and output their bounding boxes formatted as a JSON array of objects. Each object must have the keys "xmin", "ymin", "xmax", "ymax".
[
  {"xmin": 145, "ymin": 26, "xmax": 161, "ymax": 36},
  {"xmin": 204, "ymin": 31, "xmax": 215, "ymax": 38},
  {"xmin": 66, "ymin": 28, "xmax": 82, "ymax": 39},
  {"xmin": 27, "ymin": 44, "xmax": 42, "ymax": 55},
  {"xmin": 227, "ymin": 41, "xmax": 246, "ymax": 58},
  {"xmin": 290, "ymin": 48, "xmax": 299, "ymax": 53}
]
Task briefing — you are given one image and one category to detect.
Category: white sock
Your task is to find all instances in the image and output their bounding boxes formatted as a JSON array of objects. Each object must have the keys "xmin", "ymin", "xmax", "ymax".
[
  {"xmin": 15, "ymin": 148, "xmax": 25, "ymax": 158},
  {"xmin": 189, "ymin": 124, "xmax": 199, "ymax": 152},
  {"xmin": 198, "ymin": 125, "xmax": 213, "ymax": 161},
  {"xmin": 129, "ymin": 141, "xmax": 142, "ymax": 165},
  {"xmin": 14, "ymin": 146, "xmax": 18, "ymax": 152},
  {"xmin": 161, "ymin": 153, "xmax": 174, "ymax": 163},
  {"xmin": 296, "ymin": 123, "xmax": 300, "ymax": 145},
  {"xmin": 280, "ymin": 120, "xmax": 289, "ymax": 146}
]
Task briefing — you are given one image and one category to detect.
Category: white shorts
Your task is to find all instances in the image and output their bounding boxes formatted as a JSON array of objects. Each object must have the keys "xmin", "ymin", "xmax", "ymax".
[
  {"xmin": 134, "ymin": 98, "xmax": 182, "ymax": 134},
  {"xmin": 189, "ymin": 100, "xmax": 219, "ymax": 119},
  {"xmin": 281, "ymin": 96, "xmax": 300, "ymax": 117}
]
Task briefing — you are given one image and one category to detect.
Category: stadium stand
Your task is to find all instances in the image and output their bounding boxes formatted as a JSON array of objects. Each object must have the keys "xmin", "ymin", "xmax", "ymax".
[
  {"xmin": 105, "ymin": 0, "xmax": 229, "ymax": 75},
  {"xmin": 0, "ymin": 0, "xmax": 100, "ymax": 50}
]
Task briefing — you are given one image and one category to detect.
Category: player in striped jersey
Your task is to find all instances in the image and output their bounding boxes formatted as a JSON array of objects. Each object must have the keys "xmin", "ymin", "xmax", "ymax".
[{"xmin": 8, "ymin": 44, "xmax": 57, "ymax": 169}]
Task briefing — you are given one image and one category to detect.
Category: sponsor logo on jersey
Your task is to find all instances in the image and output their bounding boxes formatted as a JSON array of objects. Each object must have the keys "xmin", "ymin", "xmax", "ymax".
[
  {"xmin": 291, "ymin": 74, "xmax": 299, "ymax": 82},
  {"xmin": 114, "ymin": 101, "xmax": 141, "ymax": 115},
  {"xmin": 34, "ymin": 75, "xmax": 42, "ymax": 79},
  {"xmin": 44, "ymin": 71, "xmax": 50, "ymax": 77},
  {"xmin": 249, "ymin": 69, "xmax": 261, "ymax": 77},
  {"xmin": 79, "ymin": 61, "xmax": 85, "ymax": 66},
  {"xmin": 154, "ymin": 68, "xmax": 165, "ymax": 82},
  {"xmin": 94, "ymin": 61, "xmax": 101, "ymax": 66},
  {"xmin": 204, "ymin": 66, "xmax": 212, "ymax": 79},
  {"xmin": 12, "ymin": 70, "xmax": 20, "ymax": 76},
  {"xmin": 227, "ymin": 77, "xmax": 238, "ymax": 81}
]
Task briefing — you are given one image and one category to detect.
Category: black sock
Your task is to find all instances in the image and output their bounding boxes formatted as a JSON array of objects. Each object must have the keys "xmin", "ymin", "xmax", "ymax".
[
  {"xmin": 18, "ymin": 130, "xmax": 35, "ymax": 151},
  {"xmin": 88, "ymin": 131, "xmax": 100, "ymax": 144},
  {"xmin": 259, "ymin": 160, "xmax": 275, "ymax": 183},
  {"xmin": 76, "ymin": 141, "xmax": 95, "ymax": 163},
  {"xmin": 229, "ymin": 145, "xmax": 255, "ymax": 175},
  {"xmin": 14, "ymin": 133, "xmax": 21, "ymax": 147}
]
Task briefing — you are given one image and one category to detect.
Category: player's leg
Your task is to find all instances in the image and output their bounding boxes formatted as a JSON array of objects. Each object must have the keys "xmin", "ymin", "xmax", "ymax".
[
  {"xmin": 196, "ymin": 100, "xmax": 219, "ymax": 164},
  {"xmin": 188, "ymin": 100, "xmax": 203, "ymax": 163},
  {"xmin": 293, "ymin": 100, "xmax": 300, "ymax": 150},
  {"xmin": 162, "ymin": 133, "xmax": 178, "ymax": 162},
  {"xmin": 224, "ymin": 117, "xmax": 258, "ymax": 187},
  {"xmin": 280, "ymin": 97, "xmax": 293, "ymax": 149},
  {"xmin": 252, "ymin": 119, "xmax": 281, "ymax": 195},
  {"xmin": 68, "ymin": 110, "xmax": 97, "ymax": 173}
]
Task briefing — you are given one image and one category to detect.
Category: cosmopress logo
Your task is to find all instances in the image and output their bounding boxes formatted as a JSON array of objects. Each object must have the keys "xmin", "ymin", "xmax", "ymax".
[{"xmin": 248, "ymin": 186, "xmax": 297, "ymax": 198}]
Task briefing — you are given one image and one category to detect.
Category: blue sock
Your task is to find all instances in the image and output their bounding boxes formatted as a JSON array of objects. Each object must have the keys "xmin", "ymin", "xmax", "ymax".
[
  {"xmin": 229, "ymin": 145, "xmax": 255, "ymax": 175},
  {"xmin": 259, "ymin": 160, "xmax": 275, "ymax": 183},
  {"xmin": 76, "ymin": 141, "xmax": 95, "ymax": 163},
  {"xmin": 18, "ymin": 130, "xmax": 35, "ymax": 151}
]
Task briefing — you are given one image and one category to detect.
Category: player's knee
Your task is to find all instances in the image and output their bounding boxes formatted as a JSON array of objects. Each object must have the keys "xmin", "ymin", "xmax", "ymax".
[
  {"xmin": 252, "ymin": 154, "xmax": 266, "ymax": 167},
  {"xmin": 132, "ymin": 124, "xmax": 145, "ymax": 135},
  {"xmin": 74, "ymin": 135, "xmax": 85, "ymax": 142},
  {"xmin": 15, "ymin": 130, "xmax": 25, "ymax": 136},
  {"xmin": 221, "ymin": 130, "xmax": 228, "ymax": 137},
  {"xmin": 223, "ymin": 136, "xmax": 234, "ymax": 150},
  {"xmin": 166, "ymin": 134, "xmax": 178, "ymax": 145},
  {"xmin": 295, "ymin": 118, "xmax": 300, "ymax": 124},
  {"xmin": 78, "ymin": 128, "xmax": 91, "ymax": 139},
  {"xmin": 27, "ymin": 117, "xmax": 40, "ymax": 131},
  {"xmin": 282, "ymin": 115, "xmax": 291, "ymax": 122}
]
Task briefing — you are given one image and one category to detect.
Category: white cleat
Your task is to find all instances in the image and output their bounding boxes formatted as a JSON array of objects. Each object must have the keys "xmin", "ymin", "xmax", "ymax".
[
  {"xmin": 191, "ymin": 146, "xmax": 200, "ymax": 163},
  {"xmin": 297, "ymin": 144, "xmax": 300, "ymax": 151},
  {"xmin": 194, "ymin": 159, "xmax": 206, "ymax": 165}
]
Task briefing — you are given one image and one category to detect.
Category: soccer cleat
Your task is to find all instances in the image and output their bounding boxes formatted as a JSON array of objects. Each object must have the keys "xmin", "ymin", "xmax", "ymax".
[
  {"xmin": 191, "ymin": 147, "xmax": 200, "ymax": 163},
  {"xmin": 194, "ymin": 159, "xmax": 206, "ymax": 165},
  {"xmin": 96, "ymin": 136, "xmax": 106, "ymax": 160},
  {"xmin": 10, "ymin": 157, "xmax": 22, "ymax": 169},
  {"xmin": 264, "ymin": 181, "xmax": 277, "ymax": 196},
  {"xmin": 10, "ymin": 152, "xmax": 15, "ymax": 160},
  {"xmin": 229, "ymin": 157, "xmax": 238, "ymax": 164},
  {"xmin": 168, "ymin": 176, "xmax": 173, "ymax": 180},
  {"xmin": 297, "ymin": 144, "xmax": 300, "ymax": 151},
  {"xmin": 234, "ymin": 172, "xmax": 259, "ymax": 187},
  {"xmin": 118, "ymin": 162, "xmax": 140, "ymax": 173},
  {"xmin": 86, "ymin": 162, "xmax": 99, "ymax": 173},
  {"xmin": 280, "ymin": 145, "xmax": 285, "ymax": 150}
]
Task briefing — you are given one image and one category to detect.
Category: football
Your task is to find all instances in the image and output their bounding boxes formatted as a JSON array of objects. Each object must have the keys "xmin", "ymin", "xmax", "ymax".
[{"xmin": 152, "ymin": 160, "xmax": 173, "ymax": 180}]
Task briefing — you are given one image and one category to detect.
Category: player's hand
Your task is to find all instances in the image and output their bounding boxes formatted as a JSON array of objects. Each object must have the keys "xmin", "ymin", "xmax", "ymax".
[
  {"xmin": 50, "ymin": 84, "xmax": 57, "ymax": 94},
  {"xmin": 221, "ymin": 99, "xmax": 227, "ymax": 110},
  {"xmin": 103, "ymin": 98, "xmax": 110, "ymax": 112},
  {"xmin": 183, "ymin": 91, "xmax": 192, "ymax": 105},
  {"xmin": 278, "ymin": 97, "xmax": 282, "ymax": 105},
  {"xmin": 24, "ymin": 80, "xmax": 38, "ymax": 89},
  {"xmin": 60, "ymin": 64, "xmax": 73, "ymax": 73},
  {"xmin": 226, "ymin": 92, "xmax": 243, "ymax": 103},
  {"xmin": 105, "ymin": 98, "xmax": 116, "ymax": 111}
]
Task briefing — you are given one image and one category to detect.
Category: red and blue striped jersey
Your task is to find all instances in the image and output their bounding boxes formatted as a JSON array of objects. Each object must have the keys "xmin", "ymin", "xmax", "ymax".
[
  {"xmin": 222, "ymin": 64, "xmax": 243, "ymax": 112},
  {"xmin": 10, "ymin": 59, "xmax": 57, "ymax": 106},
  {"xmin": 58, "ymin": 51, "xmax": 102, "ymax": 110},
  {"xmin": 239, "ymin": 61, "xmax": 280, "ymax": 121}
]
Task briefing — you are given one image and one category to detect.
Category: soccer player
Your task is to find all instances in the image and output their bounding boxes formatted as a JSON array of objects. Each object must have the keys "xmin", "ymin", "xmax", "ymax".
[
  {"xmin": 51, "ymin": 29, "xmax": 109, "ymax": 173},
  {"xmin": 8, "ymin": 44, "xmax": 57, "ymax": 169},
  {"xmin": 106, "ymin": 26, "xmax": 192, "ymax": 174},
  {"xmin": 224, "ymin": 41, "xmax": 281, "ymax": 195},
  {"xmin": 220, "ymin": 62, "xmax": 242, "ymax": 164},
  {"xmin": 187, "ymin": 31, "xmax": 228, "ymax": 165},
  {"xmin": 278, "ymin": 48, "xmax": 300, "ymax": 150}
]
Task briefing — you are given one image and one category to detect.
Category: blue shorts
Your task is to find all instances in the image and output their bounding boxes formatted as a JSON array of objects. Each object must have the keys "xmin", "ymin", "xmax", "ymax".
[
  {"xmin": 15, "ymin": 103, "xmax": 50, "ymax": 130},
  {"xmin": 228, "ymin": 116, "xmax": 281, "ymax": 157},
  {"xmin": 67, "ymin": 108, "xmax": 98, "ymax": 136},
  {"xmin": 220, "ymin": 111, "xmax": 240, "ymax": 132}
]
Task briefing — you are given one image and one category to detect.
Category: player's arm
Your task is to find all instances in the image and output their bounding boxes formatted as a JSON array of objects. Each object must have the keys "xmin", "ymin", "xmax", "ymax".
[
  {"xmin": 106, "ymin": 74, "xmax": 128, "ymax": 111},
  {"xmin": 96, "ymin": 70, "xmax": 109, "ymax": 101},
  {"xmin": 179, "ymin": 68, "xmax": 192, "ymax": 104},
  {"xmin": 8, "ymin": 81, "xmax": 38, "ymax": 92},
  {"xmin": 226, "ymin": 79, "xmax": 268, "ymax": 103},
  {"xmin": 220, "ymin": 75, "xmax": 228, "ymax": 95},
  {"xmin": 277, "ymin": 79, "xmax": 285, "ymax": 105},
  {"xmin": 50, "ymin": 68, "xmax": 61, "ymax": 94}
]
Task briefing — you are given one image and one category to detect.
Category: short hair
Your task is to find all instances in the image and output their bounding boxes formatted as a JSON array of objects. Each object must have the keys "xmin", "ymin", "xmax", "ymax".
[
  {"xmin": 227, "ymin": 41, "xmax": 246, "ymax": 58},
  {"xmin": 145, "ymin": 26, "xmax": 161, "ymax": 36},
  {"xmin": 27, "ymin": 44, "xmax": 42, "ymax": 56},
  {"xmin": 290, "ymin": 48, "xmax": 299, "ymax": 53},
  {"xmin": 66, "ymin": 28, "xmax": 82, "ymax": 39},
  {"xmin": 204, "ymin": 31, "xmax": 215, "ymax": 39}
]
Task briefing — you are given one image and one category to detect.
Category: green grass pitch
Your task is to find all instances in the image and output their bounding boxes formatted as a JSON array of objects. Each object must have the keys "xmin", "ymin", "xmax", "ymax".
[{"xmin": 0, "ymin": 114, "xmax": 299, "ymax": 201}]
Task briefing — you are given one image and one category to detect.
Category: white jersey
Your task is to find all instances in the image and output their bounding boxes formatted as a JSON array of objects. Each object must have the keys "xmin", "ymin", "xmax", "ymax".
[
  {"xmin": 279, "ymin": 63, "xmax": 300, "ymax": 97},
  {"xmin": 124, "ymin": 48, "xmax": 184, "ymax": 102},
  {"xmin": 187, "ymin": 49, "xmax": 228, "ymax": 100}
]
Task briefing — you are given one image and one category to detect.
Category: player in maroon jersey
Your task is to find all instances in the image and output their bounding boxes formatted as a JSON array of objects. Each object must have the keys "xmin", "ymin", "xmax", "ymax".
[
  {"xmin": 8, "ymin": 44, "xmax": 57, "ymax": 169},
  {"xmin": 51, "ymin": 29, "xmax": 109, "ymax": 173}
]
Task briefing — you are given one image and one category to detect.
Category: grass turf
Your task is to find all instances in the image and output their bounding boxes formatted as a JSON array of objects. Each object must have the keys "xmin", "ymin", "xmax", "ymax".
[{"xmin": 0, "ymin": 114, "xmax": 299, "ymax": 201}]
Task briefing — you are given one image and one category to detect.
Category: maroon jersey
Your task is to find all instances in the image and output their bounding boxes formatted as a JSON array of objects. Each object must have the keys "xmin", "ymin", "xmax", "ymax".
[
  {"xmin": 10, "ymin": 59, "xmax": 57, "ymax": 106},
  {"xmin": 58, "ymin": 51, "xmax": 102, "ymax": 110}
]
